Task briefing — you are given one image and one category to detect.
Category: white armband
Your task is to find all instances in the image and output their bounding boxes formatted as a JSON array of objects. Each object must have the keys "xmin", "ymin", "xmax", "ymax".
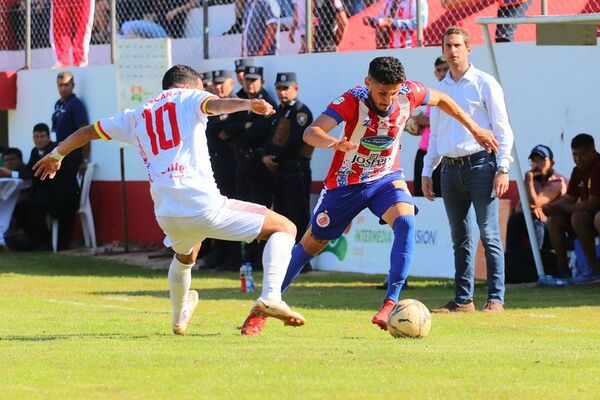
[{"xmin": 49, "ymin": 148, "xmax": 65, "ymax": 161}]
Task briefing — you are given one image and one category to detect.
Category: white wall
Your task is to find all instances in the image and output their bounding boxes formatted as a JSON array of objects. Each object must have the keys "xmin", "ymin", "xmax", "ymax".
[{"xmin": 9, "ymin": 42, "xmax": 600, "ymax": 182}]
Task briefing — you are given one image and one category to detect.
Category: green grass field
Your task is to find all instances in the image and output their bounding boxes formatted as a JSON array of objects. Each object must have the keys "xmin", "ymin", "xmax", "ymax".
[{"xmin": 1, "ymin": 252, "xmax": 600, "ymax": 399}]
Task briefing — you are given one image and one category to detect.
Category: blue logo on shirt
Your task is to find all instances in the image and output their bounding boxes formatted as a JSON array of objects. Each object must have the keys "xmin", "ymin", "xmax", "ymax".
[{"xmin": 360, "ymin": 136, "xmax": 395, "ymax": 151}]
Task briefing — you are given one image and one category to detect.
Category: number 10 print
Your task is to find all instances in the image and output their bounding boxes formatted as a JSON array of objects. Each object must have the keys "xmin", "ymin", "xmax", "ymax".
[{"xmin": 142, "ymin": 102, "xmax": 181, "ymax": 155}]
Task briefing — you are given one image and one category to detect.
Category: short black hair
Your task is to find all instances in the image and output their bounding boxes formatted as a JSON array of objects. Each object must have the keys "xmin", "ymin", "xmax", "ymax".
[
  {"xmin": 33, "ymin": 122, "xmax": 50, "ymax": 136},
  {"xmin": 4, "ymin": 147, "xmax": 23, "ymax": 160},
  {"xmin": 368, "ymin": 57, "xmax": 405, "ymax": 85},
  {"xmin": 571, "ymin": 133, "xmax": 595, "ymax": 149},
  {"xmin": 434, "ymin": 56, "xmax": 447, "ymax": 67},
  {"xmin": 162, "ymin": 64, "xmax": 203, "ymax": 90}
]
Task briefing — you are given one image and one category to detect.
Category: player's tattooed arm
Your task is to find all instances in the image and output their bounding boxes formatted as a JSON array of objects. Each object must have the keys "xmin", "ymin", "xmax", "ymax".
[
  {"xmin": 304, "ymin": 114, "xmax": 357, "ymax": 152},
  {"xmin": 427, "ymin": 88, "xmax": 499, "ymax": 153}
]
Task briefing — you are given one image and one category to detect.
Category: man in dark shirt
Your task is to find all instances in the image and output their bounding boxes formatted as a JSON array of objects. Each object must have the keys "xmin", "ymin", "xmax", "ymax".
[
  {"xmin": 51, "ymin": 73, "xmax": 86, "ymax": 250},
  {"xmin": 263, "ymin": 72, "xmax": 314, "ymax": 242},
  {"xmin": 545, "ymin": 133, "xmax": 600, "ymax": 283},
  {"xmin": 51, "ymin": 71, "xmax": 90, "ymax": 174}
]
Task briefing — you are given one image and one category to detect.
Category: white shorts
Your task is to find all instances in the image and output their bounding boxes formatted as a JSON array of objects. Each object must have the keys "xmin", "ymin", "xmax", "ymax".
[{"xmin": 157, "ymin": 199, "xmax": 267, "ymax": 255}]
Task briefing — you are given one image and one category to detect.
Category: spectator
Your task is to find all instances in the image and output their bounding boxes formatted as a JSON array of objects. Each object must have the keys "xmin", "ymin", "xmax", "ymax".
[
  {"xmin": 290, "ymin": 0, "xmax": 348, "ymax": 53},
  {"xmin": 51, "ymin": 71, "xmax": 86, "ymax": 249},
  {"xmin": 223, "ymin": 0, "xmax": 246, "ymax": 35},
  {"xmin": 204, "ymin": 69, "xmax": 241, "ymax": 270},
  {"xmin": 545, "ymin": 133, "xmax": 600, "ymax": 284},
  {"xmin": 241, "ymin": 0, "xmax": 280, "ymax": 57},
  {"xmin": 0, "ymin": 148, "xmax": 31, "ymax": 180},
  {"xmin": 363, "ymin": 0, "xmax": 428, "ymax": 49},
  {"xmin": 264, "ymin": 72, "xmax": 314, "ymax": 242},
  {"xmin": 504, "ymin": 144, "xmax": 568, "ymax": 282},
  {"xmin": 412, "ymin": 55, "xmax": 447, "ymax": 197},
  {"xmin": 120, "ymin": 0, "xmax": 198, "ymax": 39},
  {"xmin": 23, "ymin": 123, "xmax": 57, "ymax": 250},
  {"xmin": 234, "ymin": 58, "xmax": 255, "ymax": 85},
  {"xmin": 9, "ymin": 0, "xmax": 51, "ymax": 50},
  {"xmin": 1, "ymin": 148, "xmax": 32, "ymax": 250},
  {"xmin": 52, "ymin": 71, "xmax": 90, "ymax": 174},
  {"xmin": 51, "ymin": 0, "xmax": 95, "ymax": 68},
  {"xmin": 313, "ymin": 0, "xmax": 348, "ymax": 52},
  {"xmin": 91, "ymin": 0, "xmax": 110, "ymax": 44},
  {"xmin": 423, "ymin": 27, "xmax": 514, "ymax": 313},
  {"xmin": 496, "ymin": 0, "xmax": 531, "ymax": 43}
]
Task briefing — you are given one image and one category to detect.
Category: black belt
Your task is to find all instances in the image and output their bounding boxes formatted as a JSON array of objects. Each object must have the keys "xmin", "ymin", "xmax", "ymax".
[{"xmin": 441, "ymin": 150, "xmax": 490, "ymax": 167}]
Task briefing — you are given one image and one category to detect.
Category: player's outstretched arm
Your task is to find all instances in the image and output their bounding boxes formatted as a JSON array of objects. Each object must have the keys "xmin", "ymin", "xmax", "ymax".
[
  {"xmin": 205, "ymin": 98, "xmax": 275, "ymax": 116},
  {"xmin": 427, "ymin": 88, "xmax": 499, "ymax": 153},
  {"xmin": 33, "ymin": 125, "xmax": 99, "ymax": 180},
  {"xmin": 304, "ymin": 114, "xmax": 357, "ymax": 151}
]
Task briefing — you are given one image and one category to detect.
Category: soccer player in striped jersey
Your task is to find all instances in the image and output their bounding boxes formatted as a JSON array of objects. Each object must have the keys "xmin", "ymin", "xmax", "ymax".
[
  {"xmin": 33, "ymin": 65, "xmax": 306, "ymax": 336},
  {"xmin": 241, "ymin": 56, "xmax": 499, "ymax": 336}
]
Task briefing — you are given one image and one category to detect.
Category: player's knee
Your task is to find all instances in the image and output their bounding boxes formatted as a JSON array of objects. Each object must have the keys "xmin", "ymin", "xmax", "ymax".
[{"xmin": 280, "ymin": 217, "xmax": 297, "ymax": 238}]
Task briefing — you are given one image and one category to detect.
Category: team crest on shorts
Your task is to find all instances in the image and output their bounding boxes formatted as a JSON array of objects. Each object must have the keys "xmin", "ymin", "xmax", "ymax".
[{"xmin": 316, "ymin": 212, "xmax": 330, "ymax": 228}]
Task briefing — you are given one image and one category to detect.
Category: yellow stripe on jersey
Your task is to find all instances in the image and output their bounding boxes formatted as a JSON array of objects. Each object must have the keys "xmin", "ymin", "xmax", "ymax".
[
  {"xmin": 93, "ymin": 121, "xmax": 111, "ymax": 141},
  {"xmin": 200, "ymin": 96, "xmax": 218, "ymax": 115}
]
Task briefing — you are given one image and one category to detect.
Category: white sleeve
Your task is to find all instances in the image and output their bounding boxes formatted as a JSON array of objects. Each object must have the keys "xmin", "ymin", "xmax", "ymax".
[
  {"xmin": 93, "ymin": 110, "xmax": 136, "ymax": 145},
  {"xmin": 422, "ymin": 106, "xmax": 443, "ymax": 177},
  {"xmin": 483, "ymin": 77, "xmax": 514, "ymax": 169},
  {"xmin": 188, "ymin": 90, "xmax": 219, "ymax": 118}
]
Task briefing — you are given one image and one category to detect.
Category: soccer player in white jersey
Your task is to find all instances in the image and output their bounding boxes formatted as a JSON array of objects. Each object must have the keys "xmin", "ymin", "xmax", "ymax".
[{"xmin": 34, "ymin": 65, "xmax": 306, "ymax": 335}]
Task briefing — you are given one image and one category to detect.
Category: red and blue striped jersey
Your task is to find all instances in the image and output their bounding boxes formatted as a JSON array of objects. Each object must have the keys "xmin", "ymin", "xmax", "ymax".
[{"xmin": 322, "ymin": 81, "xmax": 429, "ymax": 189}]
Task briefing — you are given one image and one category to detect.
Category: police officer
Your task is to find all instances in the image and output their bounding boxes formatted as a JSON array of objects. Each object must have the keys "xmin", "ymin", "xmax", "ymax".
[
  {"xmin": 227, "ymin": 65, "xmax": 277, "ymax": 269},
  {"xmin": 199, "ymin": 71, "xmax": 214, "ymax": 94},
  {"xmin": 264, "ymin": 72, "xmax": 314, "ymax": 242},
  {"xmin": 234, "ymin": 58, "xmax": 255, "ymax": 86},
  {"xmin": 201, "ymin": 69, "xmax": 241, "ymax": 270}
]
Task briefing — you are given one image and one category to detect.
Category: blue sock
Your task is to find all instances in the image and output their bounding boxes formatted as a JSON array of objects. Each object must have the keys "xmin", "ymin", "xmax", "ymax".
[
  {"xmin": 385, "ymin": 215, "xmax": 415, "ymax": 302},
  {"xmin": 281, "ymin": 244, "xmax": 313, "ymax": 293}
]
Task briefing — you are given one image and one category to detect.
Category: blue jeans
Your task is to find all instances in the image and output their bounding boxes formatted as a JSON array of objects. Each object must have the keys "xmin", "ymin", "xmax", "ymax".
[{"xmin": 441, "ymin": 152, "xmax": 505, "ymax": 304}]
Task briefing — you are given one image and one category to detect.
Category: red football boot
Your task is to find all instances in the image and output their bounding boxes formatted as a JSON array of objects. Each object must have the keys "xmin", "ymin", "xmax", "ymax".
[
  {"xmin": 241, "ymin": 311, "xmax": 268, "ymax": 336},
  {"xmin": 371, "ymin": 299, "xmax": 396, "ymax": 330}
]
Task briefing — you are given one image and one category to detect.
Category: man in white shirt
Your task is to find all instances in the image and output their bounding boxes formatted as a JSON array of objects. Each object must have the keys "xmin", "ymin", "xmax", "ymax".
[
  {"xmin": 33, "ymin": 65, "xmax": 306, "ymax": 336},
  {"xmin": 422, "ymin": 26, "xmax": 514, "ymax": 313}
]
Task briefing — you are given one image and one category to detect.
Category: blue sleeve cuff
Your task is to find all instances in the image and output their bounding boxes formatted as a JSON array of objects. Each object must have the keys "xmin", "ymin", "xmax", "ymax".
[{"xmin": 323, "ymin": 108, "xmax": 343, "ymax": 124}]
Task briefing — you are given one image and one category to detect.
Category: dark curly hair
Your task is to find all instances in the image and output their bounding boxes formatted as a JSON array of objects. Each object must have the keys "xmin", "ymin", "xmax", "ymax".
[
  {"xmin": 368, "ymin": 57, "xmax": 406, "ymax": 85},
  {"xmin": 162, "ymin": 64, "xmax": 203, "ymax": 90}
]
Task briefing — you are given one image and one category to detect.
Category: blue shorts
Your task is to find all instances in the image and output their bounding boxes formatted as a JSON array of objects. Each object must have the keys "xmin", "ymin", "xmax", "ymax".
[{"xmin": 310, "ymin": 171, "xmax": 415, "ymax": 240}]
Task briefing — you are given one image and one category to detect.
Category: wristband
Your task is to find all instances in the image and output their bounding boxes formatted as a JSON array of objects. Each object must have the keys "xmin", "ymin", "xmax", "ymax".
[{"xmin": 49, "ymin": 148, "xmax": 65, "ymax": 161}]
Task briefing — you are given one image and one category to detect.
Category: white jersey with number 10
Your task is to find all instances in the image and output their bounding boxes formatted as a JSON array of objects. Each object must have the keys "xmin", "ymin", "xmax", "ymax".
[{"xmin": 93, "ymin": 89, "xmax": 221, "ymax": 217}]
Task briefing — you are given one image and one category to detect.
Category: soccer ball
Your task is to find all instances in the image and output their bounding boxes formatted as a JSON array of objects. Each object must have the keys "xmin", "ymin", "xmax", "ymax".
[
  {"xmin": 387, "ymin": 299, "xmax": 432, "ymax": 338},
  {"xmin": 404, "ymin": 111, "xmax": 423, "ymax": 136}
]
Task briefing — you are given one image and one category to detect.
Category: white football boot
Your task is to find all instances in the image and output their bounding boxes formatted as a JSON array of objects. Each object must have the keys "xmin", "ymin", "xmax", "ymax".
[
  {"xmin": 172, "ymin": 290, "xmax": 199, "ymax": 335},
  {"xmin": 252, "ymin": 298, "xmax": 306, "ymax": 326}
]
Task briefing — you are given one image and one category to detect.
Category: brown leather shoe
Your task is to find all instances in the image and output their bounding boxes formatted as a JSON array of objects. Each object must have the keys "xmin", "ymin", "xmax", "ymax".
[
  {"xmin": 482, "ymin": 300, "xmax": 504, "ymax": 312},
  {"xmin": 431, "ymin": 299, "xmax": 475, "ymax": 313}
]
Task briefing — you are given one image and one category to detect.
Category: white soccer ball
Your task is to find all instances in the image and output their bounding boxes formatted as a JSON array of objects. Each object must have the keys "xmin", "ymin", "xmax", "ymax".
[{"xmin": 387, "ymin": 299, "xmax": 432, "ymax": 338}]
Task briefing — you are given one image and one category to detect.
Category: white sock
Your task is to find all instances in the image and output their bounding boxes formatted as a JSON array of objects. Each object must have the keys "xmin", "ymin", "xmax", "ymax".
[
  {"xmin": 168, "ymin": 255, "xmax": 194, "ymax": 322},
  {"xmin": 260, "ymin": 232, "xmax": 295, "ymax": 302}
]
